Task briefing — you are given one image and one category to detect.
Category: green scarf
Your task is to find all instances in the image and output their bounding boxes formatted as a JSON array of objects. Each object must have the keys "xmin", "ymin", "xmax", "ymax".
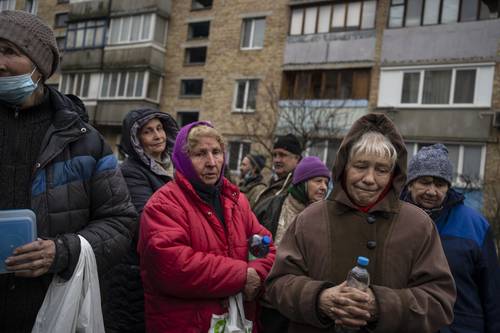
[{"xmin": 288, "ymin": 182, "xmax": 309, "ymax": 206}]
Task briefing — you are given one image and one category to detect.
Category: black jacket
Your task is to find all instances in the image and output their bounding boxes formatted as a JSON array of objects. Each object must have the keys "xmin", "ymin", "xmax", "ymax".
[
  {"xmin": 0, "ymin": 86, "xmax": 137, "ymax": 332},
  {"xmin": 103, "ymin": 108, "xmax": 179, "ymax": 333}
]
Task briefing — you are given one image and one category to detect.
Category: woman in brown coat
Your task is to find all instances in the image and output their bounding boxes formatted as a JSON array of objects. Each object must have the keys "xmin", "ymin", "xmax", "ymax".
[{"xmin": 265, "ymin": 113, "xmax": 456, "ymax": 333}]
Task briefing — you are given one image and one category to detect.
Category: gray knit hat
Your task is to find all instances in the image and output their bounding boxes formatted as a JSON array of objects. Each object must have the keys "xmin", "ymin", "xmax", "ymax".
[
  {"xmin": 407, "ymin": 143, "xmax": 453, "ymax": 185},
  {"xmin": 0, "ymin": 10, "xmax": 60, "ymax": 79}
]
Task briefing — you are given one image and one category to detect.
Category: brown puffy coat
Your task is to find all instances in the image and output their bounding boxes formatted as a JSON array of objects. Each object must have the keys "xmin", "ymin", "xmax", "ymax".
[{"xmin": 265, "ymin": 113, "xmax": 456, "ymax": 333}]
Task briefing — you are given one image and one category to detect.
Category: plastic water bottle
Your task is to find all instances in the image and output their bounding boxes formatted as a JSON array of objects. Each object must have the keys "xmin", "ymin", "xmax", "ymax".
[
  {"xmin": 248, "ymin": 234, "xmax": 271, "ymax": 260},
  {"xmin": 335, "ymin": 256, "xmax": 370, "ymax": 333}
]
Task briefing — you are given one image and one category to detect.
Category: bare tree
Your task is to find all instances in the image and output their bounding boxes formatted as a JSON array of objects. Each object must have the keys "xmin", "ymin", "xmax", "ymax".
[
  {"xmin": 237, "ymin": 83, "xmax": 346, "ymax": 160},
  {"xmin": 480, "ymin": 143, "xmax": 500, "ymax": 253}
]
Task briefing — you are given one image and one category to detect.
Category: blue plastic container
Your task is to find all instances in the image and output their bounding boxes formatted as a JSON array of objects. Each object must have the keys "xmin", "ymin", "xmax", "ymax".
[{"xmin": 0, "ymin": 209, "xmax": 37, "ymax": 274}]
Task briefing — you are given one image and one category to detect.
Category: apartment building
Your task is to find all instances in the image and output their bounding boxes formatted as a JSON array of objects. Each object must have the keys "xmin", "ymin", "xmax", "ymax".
[
  {"xmin": 377, "ymin": 0, "xmax": 500, "ymax": 210},
  {"xmin": 280, "ymin": 0, "xmax": 500, "ymax": 210},
  {"xmin": 55, "ymin": 0, "xmax": 170, "ymax": 150},
  {"xmin": 162, "ymin": 0, "xmax": 289, "ymax": 174}
]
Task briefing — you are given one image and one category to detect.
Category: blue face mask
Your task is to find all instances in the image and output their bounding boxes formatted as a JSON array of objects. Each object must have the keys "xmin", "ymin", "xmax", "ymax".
[{"xmin": 0, "ymin": 67, "xmax": 39, "ymax": 106}]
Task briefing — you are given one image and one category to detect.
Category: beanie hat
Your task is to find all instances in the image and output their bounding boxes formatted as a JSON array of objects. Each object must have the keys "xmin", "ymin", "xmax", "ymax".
[
  {"xmin": 246, "ymin": 154, "xmax": 266, "ymax": 172},
  {"xmin": 0, "ymin": 10, "xmax": 60, "ymax": 79},
  {"xmin": 274, "ymin": 134, "xmax": 302, "ymax": 156},
  {"xmin": 407, "ymin": 143, "xmax": 453, "ymax": 186},
  {"xmin": 292, "ymin": 156, "xmax": 331, "ymax": 185}
]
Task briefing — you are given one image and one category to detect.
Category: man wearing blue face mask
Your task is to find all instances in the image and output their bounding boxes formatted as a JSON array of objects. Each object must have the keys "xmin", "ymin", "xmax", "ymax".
[{"xmin": 0, "ymin": 10, "xmax": 137, "ymax": 332}]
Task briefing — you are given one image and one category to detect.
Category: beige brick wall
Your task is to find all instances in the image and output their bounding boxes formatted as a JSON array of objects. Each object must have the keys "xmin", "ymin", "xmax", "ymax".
[
  {"xmin": 162, "ymin": 0, "xmax": 289, "ymax": 151},
  {"xmin": 368, "ymin": 0, "xmax": 389, "ymax": 110}
]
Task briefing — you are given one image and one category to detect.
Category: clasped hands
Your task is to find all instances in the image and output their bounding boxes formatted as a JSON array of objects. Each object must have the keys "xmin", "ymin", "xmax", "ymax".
[{"xmin": 318, "ymin": 281, "xmax": 378, "ymax": 329}]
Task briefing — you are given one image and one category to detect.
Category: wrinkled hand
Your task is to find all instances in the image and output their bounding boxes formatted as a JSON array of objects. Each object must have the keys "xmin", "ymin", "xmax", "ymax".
[
  {"xmin": 318, "ymin": 281, "xmax": 372, "ymax": 329},
  {"xmin": 5, "ymin": 238, "xmax": 55, "ymax": 277},
  {"xmin": 243, "ymin": 267, "xmax": 261, "ymax": 301}
]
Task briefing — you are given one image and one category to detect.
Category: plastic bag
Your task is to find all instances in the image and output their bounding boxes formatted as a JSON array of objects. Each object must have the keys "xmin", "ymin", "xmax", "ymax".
[
  {"xmin": 32, "ymin": 235, "xmax": 104, "ymax": 333},
  {"xmin": 208, "ymin": 293, "xmax": 253, "ymax": 333}
]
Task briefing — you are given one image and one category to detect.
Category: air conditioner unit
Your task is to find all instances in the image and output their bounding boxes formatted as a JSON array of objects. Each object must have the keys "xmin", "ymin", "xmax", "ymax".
[{"xmin": 494, "ymin": 112, "xmax": 500, "ymax": 128}]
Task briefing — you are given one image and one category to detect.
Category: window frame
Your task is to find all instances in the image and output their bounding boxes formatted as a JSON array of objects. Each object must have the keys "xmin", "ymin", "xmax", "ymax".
[
  {"xmin": 227, "ymin": 141, "xmax": 251, "ymax": 172},
  {"xmin": 187, "ymin": 21, "xmax": 211, "ymax": 40},
  {"xmin": 289, "ymin": 1, "xmax": 377, "ymax": 36},
  {"xmin": 400, "ymin": 67, "xmax": 477, "ymax": 106},
  {"xmin": 0, "ymin": 0, "xmax": 16, "ymax": 11},
  {"xmin": 184, "ymin": 46, "xmax": 208, "ymax": 65},
  {"xmin": 281, "ymin": 69, "xmax": 371, "ymax": 100},
  {"xmin": 65, "ymin": 19, "xmax": 107, "ymax": 50},
  {"xmin": 240, "ymin": 17, "xmax": 266, "ymax": 50},
  {"xmin": 108, "ymin": 13, "xmax": 157, "ymax": 45},
  {"xmin": 387, "ymin": 0, "xmax": 496, "ymax": 28},
  {"xmin": 180, "ymin": 78, "xmax": 204, "ymax": 98},
  {"xmin": 54, "ymin": 12, "xmax": 69, "ymax": 28},
  {"xmin": 99, "ymin": 71, "xmax": 161, "ymax": 102},
  {"xmin": 60, "ymin": 72, "xmax": 91, "ymax": 99},
  {"xmin": 191, "ymin": 0, "xmax": 213, "ymax": 11},
  {"xmin": 233, "ymin": 79, "xmax": 259, "ymax": 112}
]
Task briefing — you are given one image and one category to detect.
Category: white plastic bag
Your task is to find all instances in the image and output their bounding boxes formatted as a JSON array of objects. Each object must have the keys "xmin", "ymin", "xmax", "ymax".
[
  {"xmin": 32, "ymin": 235, "xmax": 104, "ymax": 333},
  {"xmin": 208, "ymin": 293, "xmax": 253, "ymax": 333}
]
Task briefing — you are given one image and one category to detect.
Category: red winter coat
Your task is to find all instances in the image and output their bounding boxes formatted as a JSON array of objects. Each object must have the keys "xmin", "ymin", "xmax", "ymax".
[{"xmin": 137, "ymin": 171, "xmax": 275, "ymax": 333}]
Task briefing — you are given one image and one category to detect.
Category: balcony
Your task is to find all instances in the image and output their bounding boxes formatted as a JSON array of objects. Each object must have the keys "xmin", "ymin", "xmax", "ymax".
[
  {"xmin": 103, "ymin": 46, "xmax": 165, "ymax": 72},
  {"xmin": 60, "ymin": 48, "xmax": 104, "ymax": 71},
  {"xmin": 110, "ymin": 0, "xmax": 171, "ymax": 15},
  {"xmin": 69, "ymin": 0, "xmax": 110, "ymax": 21}
]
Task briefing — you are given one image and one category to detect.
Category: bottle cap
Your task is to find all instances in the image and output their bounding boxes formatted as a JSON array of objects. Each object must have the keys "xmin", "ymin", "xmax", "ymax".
[
  {"xmin": 262, "ymin": 235, "xmax": 271, "ymax": 245},
  {"xmin": 357, "ymin": 256, "xmax": 369, "ymax": 267}
]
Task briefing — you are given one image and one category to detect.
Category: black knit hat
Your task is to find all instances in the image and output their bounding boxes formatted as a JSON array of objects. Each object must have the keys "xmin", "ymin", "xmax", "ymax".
[
  {"xmin": 0, "ymin": 10, "xmax": 60, "ymax": 79},
  {"xmin": 246, "ymin": 154, "xmax": 266, "ymax": 172},
  {"xmin": 274, "ymin": 134, "xmax": 302, "ymax": 156}
]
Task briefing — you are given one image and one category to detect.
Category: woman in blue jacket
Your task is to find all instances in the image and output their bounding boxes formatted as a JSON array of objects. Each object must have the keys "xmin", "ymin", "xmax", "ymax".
[{"xmin": 402, "ymin": 143, "xmax": 500, "ymax": 333}]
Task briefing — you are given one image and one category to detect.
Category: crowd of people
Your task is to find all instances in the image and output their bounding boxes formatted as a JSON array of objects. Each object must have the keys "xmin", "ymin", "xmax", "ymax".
[{"xmin": 1, "ymin": 9, "xmax": 500, "ymax": 333}]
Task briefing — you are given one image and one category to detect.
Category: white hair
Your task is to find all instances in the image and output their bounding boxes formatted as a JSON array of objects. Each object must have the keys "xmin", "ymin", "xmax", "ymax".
[{"xmin": 349, "ymin": 131, "xmax": 397, "ymax": 169}]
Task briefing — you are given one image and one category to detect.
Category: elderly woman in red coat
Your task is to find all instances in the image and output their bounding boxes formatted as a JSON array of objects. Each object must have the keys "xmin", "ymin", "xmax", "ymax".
[{"xmin": 138, "ymin": 121, "xmax": 275, "ymax": 333}]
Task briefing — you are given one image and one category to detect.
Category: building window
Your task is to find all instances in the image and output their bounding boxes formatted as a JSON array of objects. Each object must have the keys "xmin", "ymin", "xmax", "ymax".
[
  {"xmin": 407, "ymin": 142, "xmax": 485, "ymax": 187},
  {"xmin": 65, "ymin": 20, "xmax": 106, "ymax": 50},
  {"xmin": 233, "ymin": 79, "xmax": 259, "ymax": 112},
  {"xmin": 228, "ymin": 141, "xmax": 251, "ymax": 171},
  {"xmin": 241, "ymin": 18, "xmax": 266, "ymax": 49},
  {"xmin": 191, "ymin": 0, "xmax": 212, "ymax": 10},
  {"xmin": 55, "ymin": 13, "xmax": 69, "ymax": 28},
  {"xmin": 307, "ymin": 139, "xmax": 341, "ymax": 168},
  {"xmin": 388, "ymin": 0, "xmax": 499, "ymax": 28},
  {"xmin": 281, "ymin": 69, "xmax": 370, "ymax": 100},
  {"xmin": 401, "ymin": 68, "xmax": 476, "ymax": 105},
  {"xmin": 184, "ymin": 47, "xmax": 207, "ymax": 65},
  {"xmin": 188, "ymin": 21, "xmax": 210, "ymax": 40},
  {"xmin": 0, "ymin": 0, "xmax": 15, "ymax": 11},
  {"xmin": 109, "ymin": 14, "xmax": 167, "ymax": 45},
  {"xmin": 290, "ymin": 1, "xmax": 376, "ymax": 35},
  {"xmin": 25, "ymin": 0, "xmax": 37, "ymax": 14},
  {"xmin": 57, "ymin": 0, "xmax": 69, "ymax": 3},
  {"xmin": 180, "ymin": 79, "xmax": 203, "ymax": 97},
  {"xmin": 60, "ymin": 73, "xmax": 91, "ymax": 98},
  {"xmin": 177, "ymin": 111, "xmax": 199, "ymax": 127},
  {"xmin": 56, "ymin": 36, "xmax": 66, "ymax": 52},
  {"xmin": 100, "ymin": 71, "xmax": 161, "ymax": 101}
]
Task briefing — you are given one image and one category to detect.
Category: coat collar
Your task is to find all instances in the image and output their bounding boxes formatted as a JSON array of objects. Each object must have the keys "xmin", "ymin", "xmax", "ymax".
[{"xmin": 175, "ymin": 171, "xmax": 240, "ymax": 205}]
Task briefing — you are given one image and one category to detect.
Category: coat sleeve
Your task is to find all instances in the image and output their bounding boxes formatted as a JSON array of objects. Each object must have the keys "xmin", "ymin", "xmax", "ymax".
[
  {"xmin": 265, "ymin": 216, "xmax": 334, "ymax": 329},
  {"xmin": 370, "ymin": 220, "xmax": 456, "ymax": 333},
  {"xmin": 51, "ymin": 141, "xmax": 137, "ymax": 280},
  {"xmin": 139, "ymin": 200, "xmax": 249, "ymax": 299},
  {"xmin": 121, "ymin": 164, "xmax": 155, "ymax": 216},
  {"xmin": 479, "ymin": 227, "xmax": 500, "ymax": 333}
]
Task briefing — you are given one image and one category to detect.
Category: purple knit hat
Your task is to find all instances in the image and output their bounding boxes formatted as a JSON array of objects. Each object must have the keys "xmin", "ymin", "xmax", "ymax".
[
  {"xmin": 172, "ymin": 121, "xmax": 224, "ymax": 183},
  {"xmin": 292, "ymin": 156, "xmax": 331, "ymax": 185}
]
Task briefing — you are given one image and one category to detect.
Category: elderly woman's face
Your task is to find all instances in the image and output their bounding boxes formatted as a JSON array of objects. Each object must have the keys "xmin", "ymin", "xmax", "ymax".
[
  {"xmin": 190, "ymin": 136, "xmax": 224, "ymax": 185},
  {"xmin": 345, "ymin": 152, "xmax": 393, "ymax": 206}
]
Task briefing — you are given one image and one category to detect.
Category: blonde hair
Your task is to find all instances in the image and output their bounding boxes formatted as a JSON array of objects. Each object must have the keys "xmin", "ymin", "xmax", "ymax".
[
  {"xmin": 349, "ymin": 131, "xmax": 397, "ymax": 168},
  {"xmin": 185, "ymin": 125, "xmax": 225, "ymax": 153}
]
